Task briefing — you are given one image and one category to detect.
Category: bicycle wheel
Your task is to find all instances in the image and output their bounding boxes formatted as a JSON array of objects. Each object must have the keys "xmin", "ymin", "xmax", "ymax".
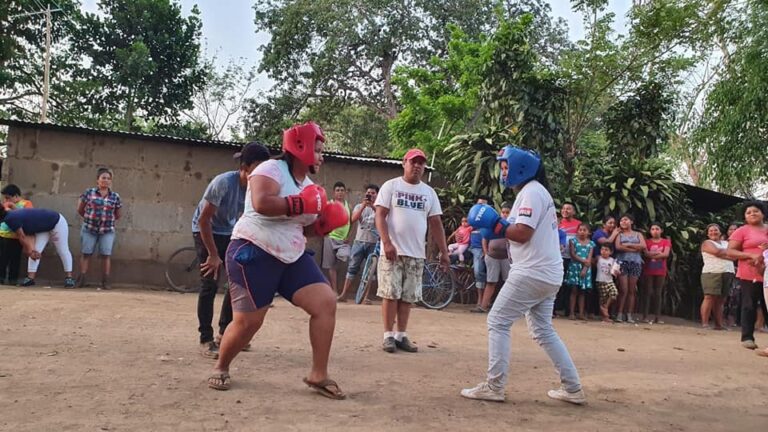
[
  {"xmin": 419, "ymin": 262, "xmax": 455, "ymax": 310},
  {"xmin": 355, "ymin": 254, "xmax": 378, "ymax": 304},
  {"xmin": 165, "ymin": 247, "xmax": 200, "ymax": 293}
]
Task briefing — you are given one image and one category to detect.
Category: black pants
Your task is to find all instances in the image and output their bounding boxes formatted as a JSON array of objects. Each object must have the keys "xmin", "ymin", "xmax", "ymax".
[
  {"xmin": 0, "ymin": 237, "xmax": 23, "ymax": 284},
  {"xmin": 740, "ymin": 278, "xmax": 768, "ymax": 342},
  {"xmin": 555, "ymin": 259, "xmax": 571, "ymax": 315},
  {"xmin": 194, "ymin": 232, "xmax": 233, "ymax": 344}
]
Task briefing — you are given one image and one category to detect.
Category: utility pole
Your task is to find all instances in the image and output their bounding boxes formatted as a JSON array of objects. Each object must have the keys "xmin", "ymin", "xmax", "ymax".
[
  {"xmin": 42, "ymin": 5, "xmax": 52, "ymax": 123},
  {"xmin": 8, "ymin": 6, "xmax": 62, "ymax": 123}
]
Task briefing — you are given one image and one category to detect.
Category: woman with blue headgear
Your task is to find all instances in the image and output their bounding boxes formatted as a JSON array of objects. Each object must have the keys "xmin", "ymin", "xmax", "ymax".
[{"xmin": 460, "ymin": 145, "xmax": 586, "ymax": 405}]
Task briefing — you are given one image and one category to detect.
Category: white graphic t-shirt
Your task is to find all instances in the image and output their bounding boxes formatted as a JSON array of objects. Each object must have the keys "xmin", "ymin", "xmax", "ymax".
[
  {"xmin": 374, "ymin": 177, "xmax": 442, "ymax": 259},
  {"xmin": 232, "ymin": 159, "xmax": 317, "ymax": 263},
  {"xmin": 507, "ymin": 180, "xmax": 563, "ymax": 285},
  {"xmin": 596, "ymin": 256, "xmax": 616, "ymax": 283}
]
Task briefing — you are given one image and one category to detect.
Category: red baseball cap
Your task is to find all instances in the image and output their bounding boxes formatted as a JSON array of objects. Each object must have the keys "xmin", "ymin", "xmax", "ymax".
[{"xmin": 404, "ymin": 148, "xmax": 427, "ymax": 162}]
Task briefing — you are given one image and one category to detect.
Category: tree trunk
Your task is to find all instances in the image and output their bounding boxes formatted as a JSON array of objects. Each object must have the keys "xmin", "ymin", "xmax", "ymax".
[{"xmin": 381, "ymin": 52, "xmax": 397, "ymax": 120}]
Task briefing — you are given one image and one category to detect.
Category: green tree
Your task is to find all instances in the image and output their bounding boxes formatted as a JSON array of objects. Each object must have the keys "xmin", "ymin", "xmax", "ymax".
[
  {"xmin": 253, "ymin": 0, "xmax": 503, "ymax": 121},
  {"xmin": 72, "ymin": 0, "xmax": 206, "ymax": 130},
  {"xmin": 0, "ymin": 0, "xmax": 83, "ymax": 120},
  {"xmin": 693, "ymin": 0, "xmax": 768, "ymax": 195}
]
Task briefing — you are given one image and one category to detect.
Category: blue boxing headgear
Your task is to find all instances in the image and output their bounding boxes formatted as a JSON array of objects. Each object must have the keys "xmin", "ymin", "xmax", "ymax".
[{"xmin": 496, "ymin": 145, "xmax": 541, "ymax": 188}]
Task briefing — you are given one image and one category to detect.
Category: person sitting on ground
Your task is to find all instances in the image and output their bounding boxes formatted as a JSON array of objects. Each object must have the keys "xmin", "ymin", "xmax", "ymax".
[
  {"xmin": 0, "ymin": 184, "xmax": 33, "ymax": 286},
  {"xmin": 700, "ymin": 223, "xmax": 735, "ymax": 330},
  {"xmin": 208, "ymin": 121, "xmax": 348, "ymax": 399},
  {"xmin": 595, "ymin": 245, "xmax": 619, "ymax": 323},
  {"xmin": 337, "ymin": 184, "xmax": 380, "ymax": 303},
  {"xmin": 447, "ymin": 217, "xmax": 473, "ymax": 264},
  {"xmin": 0, "ymin": 207, "xmax": 75, "ymax": 288},
  {"xmin": 472, "ymin": 203, "xmax": 512, "ymax": 313}
]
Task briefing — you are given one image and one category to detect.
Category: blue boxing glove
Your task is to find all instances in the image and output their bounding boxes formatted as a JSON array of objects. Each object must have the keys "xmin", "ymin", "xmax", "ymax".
[{"xmin": 467, "ymin": 204, "xmax": 509, "ymax": 240}]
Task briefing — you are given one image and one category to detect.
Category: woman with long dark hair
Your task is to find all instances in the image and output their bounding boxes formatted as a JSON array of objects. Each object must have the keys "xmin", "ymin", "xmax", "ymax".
[
  {"xmin": 727, "ymin": 201, "xmax": 768, "ymax": 350},
  {"xmin": 460, "ymin": 146, "xmax": 585, "ymax": 405}
]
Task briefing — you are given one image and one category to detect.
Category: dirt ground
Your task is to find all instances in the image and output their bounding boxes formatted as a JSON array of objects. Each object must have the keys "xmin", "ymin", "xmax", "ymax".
[{"xmin": 1, "ymin": 287, "xmax": 766, "ymax": 432}]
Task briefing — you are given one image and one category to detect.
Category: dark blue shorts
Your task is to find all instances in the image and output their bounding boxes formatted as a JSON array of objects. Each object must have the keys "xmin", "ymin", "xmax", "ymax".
[{"xmin": 226, "ymin": 239, "xmax": 328, "ymax": 311}]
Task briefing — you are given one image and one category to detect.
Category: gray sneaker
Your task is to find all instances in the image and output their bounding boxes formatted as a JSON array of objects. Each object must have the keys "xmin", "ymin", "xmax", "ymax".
[
  {"xmin": 200, "ymin": 341, "xmax": 219, "ymax": 359},
  {"xmin": 382, "ymin": 336, "xmax": 396, "ymax": 353},
  {"xmin": 742, "ymin": 340, "xmax": 758, "ymax": 350},
  {"xmin": 395, "ymin": 336, "xmax": 418, "ymax": 353},
  {"xmin": 461, "ymin": 381, "xmax": 505, "ymax": 402},
  {"xmin": 547, "ymin": 387, "xmax": 587, "ymax": 405}
]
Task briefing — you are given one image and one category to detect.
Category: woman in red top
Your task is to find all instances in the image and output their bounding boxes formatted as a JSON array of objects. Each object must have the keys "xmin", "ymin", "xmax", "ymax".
[
  {"xmin": 727, "ymin": 201, "xmax": 768, "ymax": 350},
  {"xmin": 642, "ymin": 223, "xmax": 671, "ymax": 324}
]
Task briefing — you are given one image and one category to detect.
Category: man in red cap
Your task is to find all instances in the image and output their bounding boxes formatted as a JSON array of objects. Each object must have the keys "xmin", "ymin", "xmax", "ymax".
[{"xmin": 374, "ymin": 148, "xmax": 450, "ymax": 353}]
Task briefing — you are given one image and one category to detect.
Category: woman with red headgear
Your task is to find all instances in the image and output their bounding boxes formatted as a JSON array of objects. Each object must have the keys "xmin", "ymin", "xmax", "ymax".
[{"xmin": 207, "ymin": 122, "xmax": 349, "ymax": 399}]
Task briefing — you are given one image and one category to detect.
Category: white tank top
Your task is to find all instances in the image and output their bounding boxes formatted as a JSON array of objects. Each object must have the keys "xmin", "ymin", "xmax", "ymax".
[
  {"xmin": 701, "ymin": 240, "xmax": 734, "ymax": 274},
  {"xmin": 231, "ymin": 159, "xmax": 317, "ymax": 263}
]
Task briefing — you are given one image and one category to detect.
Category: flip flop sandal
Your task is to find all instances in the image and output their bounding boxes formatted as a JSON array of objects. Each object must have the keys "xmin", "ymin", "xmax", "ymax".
[
  {"xmin": 207, "ymin": 372, "xmax": 231, "ymax": 391},
  {"xmin": 303, "ymin": 377, "xmax": 346, "ymax": 400}
]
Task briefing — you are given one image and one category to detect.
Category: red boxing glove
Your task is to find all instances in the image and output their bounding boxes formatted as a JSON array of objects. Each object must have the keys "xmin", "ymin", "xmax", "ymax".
[
  {"xmin": 286, "ymin": 184, "xmax": 327, "ymax": 216},
  {"xmin": 314, "ymin": 201, "xmax": 349, "ymax": 236}
]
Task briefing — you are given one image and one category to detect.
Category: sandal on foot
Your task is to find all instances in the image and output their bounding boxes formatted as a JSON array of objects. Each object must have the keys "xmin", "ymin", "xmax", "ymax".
[
  {"xmin": 302, "ymin": 377, "xmax": 346, "ymax": 400},
  {"xmin": 207, "ymin": 372, "xmax": 231, "ymax": 390},
  {"xmin": 363, "ymin": 299, "xmax": 372, "ymax": 305}
]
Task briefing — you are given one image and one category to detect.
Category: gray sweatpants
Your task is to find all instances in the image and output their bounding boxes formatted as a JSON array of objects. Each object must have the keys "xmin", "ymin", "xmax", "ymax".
[{"xmin": 486, "ymin": 271, "xmax": 582, "ymax": 393}]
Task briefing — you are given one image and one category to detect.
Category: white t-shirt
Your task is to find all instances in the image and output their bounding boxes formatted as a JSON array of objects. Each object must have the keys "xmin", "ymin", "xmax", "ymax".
[
  {"xmin": 374, "ymin": 177, "xmax": 442, "ymax": 259},
  {"xmin": 506, "ymin": 180, "xmax": 563, "ymax": 285},
  {"xmin": 596, "ymin": 256, "xmax": 616, "ymax": 283},
  {"xmin": 231, "ymin": 159, "xmax": 317, "ymax": 263}
]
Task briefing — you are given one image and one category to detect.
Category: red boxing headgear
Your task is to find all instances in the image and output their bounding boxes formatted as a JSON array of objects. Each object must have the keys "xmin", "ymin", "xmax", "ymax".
[{"xmin": 283, "ymin": 121, "xmax": 325, "ymax": 167}]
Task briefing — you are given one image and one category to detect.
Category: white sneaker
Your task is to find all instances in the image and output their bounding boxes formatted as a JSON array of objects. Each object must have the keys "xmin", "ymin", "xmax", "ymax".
[
  {"xmin": 460, "ymin": 381, "xmax": 505, "ymax": 402},
  {"xmin": 547, "ymin": 387, "xmax": 587, "ymax": 405}
]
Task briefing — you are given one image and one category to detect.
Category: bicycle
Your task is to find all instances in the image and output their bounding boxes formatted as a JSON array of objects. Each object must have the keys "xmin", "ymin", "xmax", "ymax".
[
  {"xmin": 419, "ymin": 261, "xmax": 456, "ymax": 310},
  {"xmin": 354, "ymin": 242, "xmax": 380, "ymax": 304},
  {"xmin": 165, "ymin": 246, "xmax": 200, "ymax": 293}
]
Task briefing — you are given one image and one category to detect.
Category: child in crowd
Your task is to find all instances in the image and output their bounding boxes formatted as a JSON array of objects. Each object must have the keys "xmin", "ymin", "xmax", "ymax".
[
  {"xmin": 567, "ymin": 223, "xmax": 595, "ymax": 320},
  {"xmin": 595, "ymin": 245, "xmax": 619, "ymax": 323},
  {"xmin": 643, "ymin": 223, "xmax": 672, "ymax": 324},
  {"xmin": 0, "ymin": 184, "xmax": 33, "ymax": 285},
  {"xmin": 447, "ymin": 217, "xmax": 473, "ymax": 263}
]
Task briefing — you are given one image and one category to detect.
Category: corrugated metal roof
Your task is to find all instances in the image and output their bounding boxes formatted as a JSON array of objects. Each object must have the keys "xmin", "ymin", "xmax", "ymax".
[{"xmin": 0, "ymin": 118, "xmax": 407, "ymax": 168}]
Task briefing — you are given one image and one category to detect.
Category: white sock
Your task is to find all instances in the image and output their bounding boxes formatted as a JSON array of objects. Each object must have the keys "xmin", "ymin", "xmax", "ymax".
[
  {"xmin": 394, "ymin": 332, "xmax": 406, "ymax": 342},
  {"xmin": 384, "ymin": 331, "xmax": 395, "ymax": 341}
]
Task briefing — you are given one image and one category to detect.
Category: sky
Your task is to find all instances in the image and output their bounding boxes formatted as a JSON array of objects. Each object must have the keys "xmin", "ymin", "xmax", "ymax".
[{"xmin": 80, "ymin": 0, "xmax": 633, "ymax": 93}]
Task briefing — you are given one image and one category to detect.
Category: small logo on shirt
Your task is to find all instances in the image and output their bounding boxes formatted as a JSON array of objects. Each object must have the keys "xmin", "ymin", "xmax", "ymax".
[{"xmin": 518, "ymin": 207, "xmax": 532, "ymax": 217}]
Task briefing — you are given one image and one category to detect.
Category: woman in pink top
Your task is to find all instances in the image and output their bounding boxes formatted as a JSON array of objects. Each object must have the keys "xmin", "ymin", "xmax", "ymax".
[
  {"xmin": 447, "ymin": 217, "xmax": 473, "ymax": 263},
  {"xmin": 727, "ymin": 201, "xmax": 768, "ymax": 350},
  {"xmin": 642, "ymin": 223, "xmax": 671, "ymax": 324}
]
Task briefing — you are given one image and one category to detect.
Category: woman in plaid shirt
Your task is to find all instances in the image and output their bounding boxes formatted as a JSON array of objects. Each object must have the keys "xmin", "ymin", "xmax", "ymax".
[{"xmin": 76, "ymin": 167, "xmax": 122, "ymax": 290}]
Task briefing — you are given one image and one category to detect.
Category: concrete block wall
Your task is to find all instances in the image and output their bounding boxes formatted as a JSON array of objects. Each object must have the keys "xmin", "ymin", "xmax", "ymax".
[{"xmin": 3, "ymin": 125, "xmax": 404, "ymax": 289}]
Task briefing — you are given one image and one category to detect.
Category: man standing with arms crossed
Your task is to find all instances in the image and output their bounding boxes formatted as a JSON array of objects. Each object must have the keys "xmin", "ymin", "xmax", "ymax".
[
  {"xmin": 322, "ymin": 182, "xmax": 352, "ymax": 295},
  {"xmin": 375, "ymin": 148, "xmax": 450, "ymax": 353},
  {"xmin": 193, "ymin": 142, "xmax": 271, "ymax": 359}
]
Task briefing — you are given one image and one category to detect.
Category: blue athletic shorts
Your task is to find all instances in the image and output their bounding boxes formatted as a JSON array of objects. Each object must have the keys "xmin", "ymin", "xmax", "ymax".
[{"xmin": 225, "ymin": 239, "xmax": 328, "ymax": 311}]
